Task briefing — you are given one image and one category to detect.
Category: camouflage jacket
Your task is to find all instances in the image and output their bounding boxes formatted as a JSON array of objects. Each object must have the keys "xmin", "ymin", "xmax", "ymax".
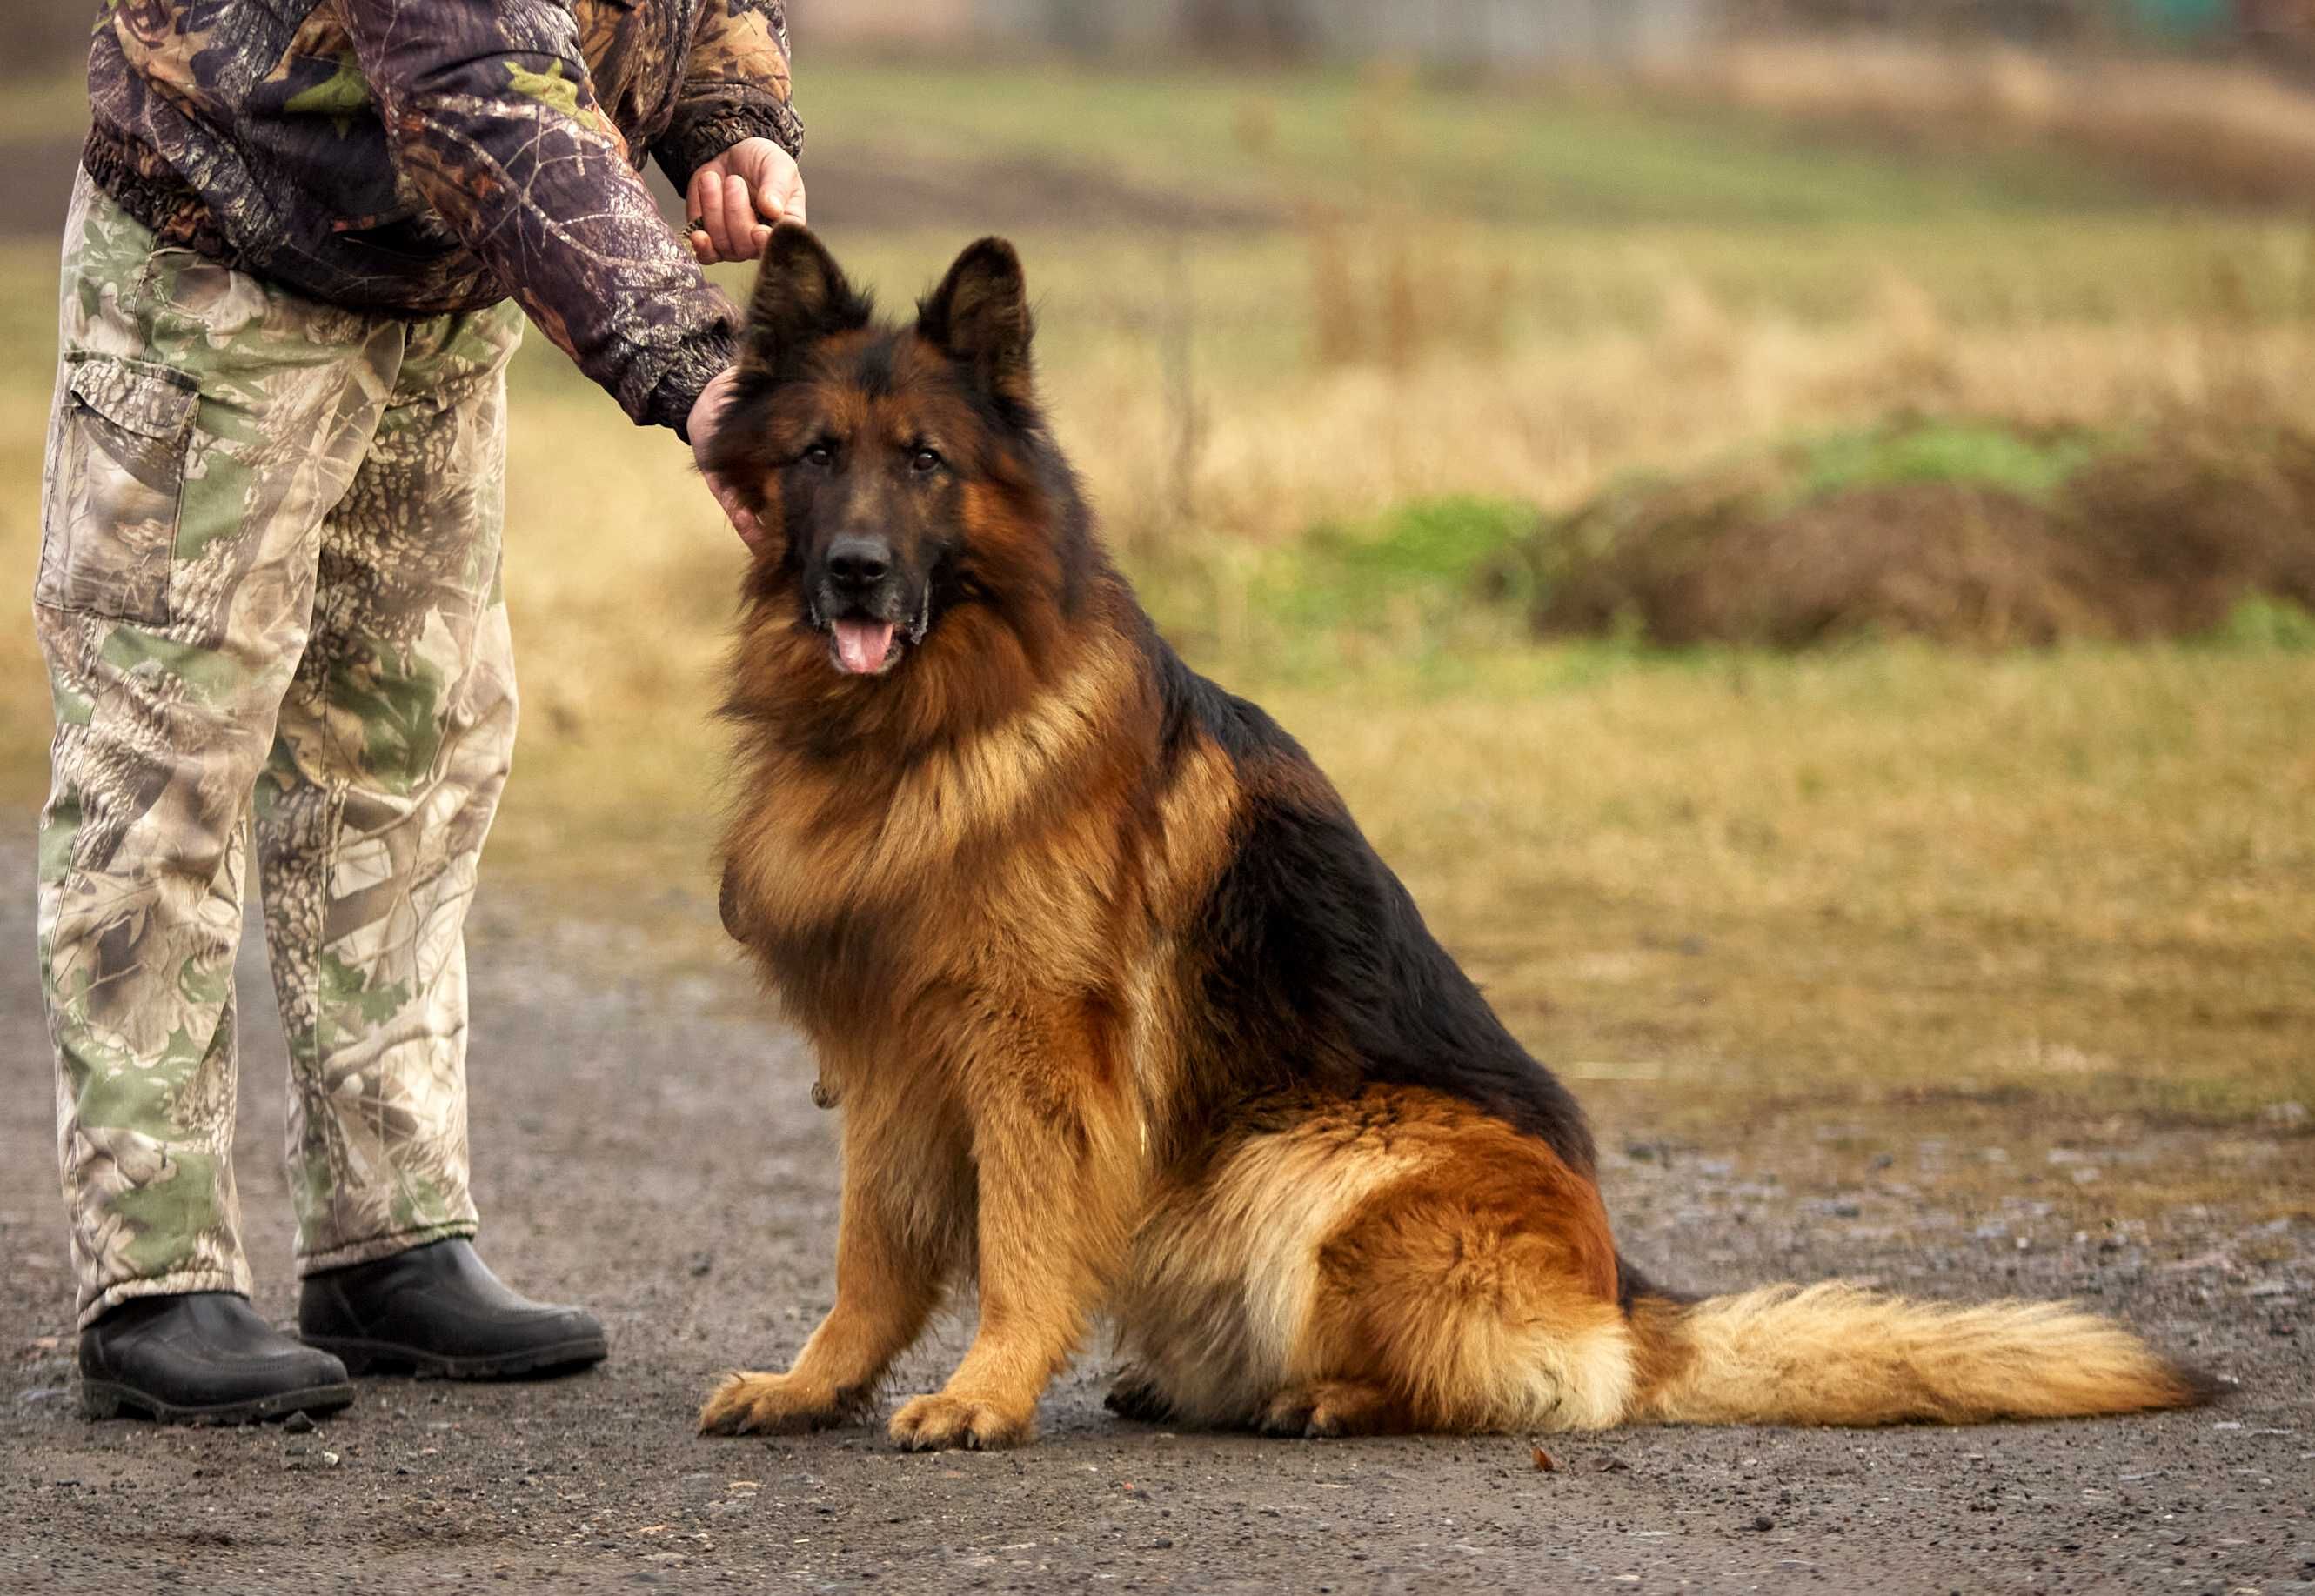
[{"xmin": 84, "ymin": 0, "xmax": 801, "ymax": 433}]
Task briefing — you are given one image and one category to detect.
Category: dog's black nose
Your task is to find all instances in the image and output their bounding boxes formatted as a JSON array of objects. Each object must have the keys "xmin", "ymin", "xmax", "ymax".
[{"xmin": 826, "ymin": 535, "xmax": 893, "ymax": 591}]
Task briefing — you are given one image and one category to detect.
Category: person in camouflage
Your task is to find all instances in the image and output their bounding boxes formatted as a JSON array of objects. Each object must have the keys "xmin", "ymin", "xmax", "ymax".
[{"xmin": 43, "ymin": 0, "xmax": 803, "ymax": 1425}]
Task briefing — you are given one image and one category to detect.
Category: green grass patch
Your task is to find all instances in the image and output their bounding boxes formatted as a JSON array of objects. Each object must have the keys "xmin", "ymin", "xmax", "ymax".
[
  {"xmin": 2205, "ymin": 593, "xmax": 2315, "ymax": 651},
  {"xmin": 1132, "ymin": 494, "xmax": 1549, "ymax": 686},
  {"xmin": 1269, "ymin": 494, "xmax": 1536, "ymax": 627},
  {"xmin": 1789, "ymin": 417, "xmax": 2107, "ymax": 506}
]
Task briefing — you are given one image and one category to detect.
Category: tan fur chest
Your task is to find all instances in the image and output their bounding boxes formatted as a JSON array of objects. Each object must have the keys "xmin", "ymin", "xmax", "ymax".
[{"xmin": 722, "ymin": 651, "xmax": 1151, "ymax": 1019}]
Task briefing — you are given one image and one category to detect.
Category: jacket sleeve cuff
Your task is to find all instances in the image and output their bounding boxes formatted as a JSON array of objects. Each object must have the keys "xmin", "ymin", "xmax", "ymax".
[
  {"xmin": 646, "ymin": 325, "xmax": 741, "ymax": 439},
  {"xmin": 654, "ymin": 97, "xmax": 804, "ymax": 195}
]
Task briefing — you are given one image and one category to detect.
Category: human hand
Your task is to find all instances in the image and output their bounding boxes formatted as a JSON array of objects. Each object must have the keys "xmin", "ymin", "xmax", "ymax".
[
  {"xmin": 685, "ymin": 138, "xmax": 806, "ymax": 264},
  {"xmin": 689, "ymin": 365, "xmax": 764, "ymax": 547}
]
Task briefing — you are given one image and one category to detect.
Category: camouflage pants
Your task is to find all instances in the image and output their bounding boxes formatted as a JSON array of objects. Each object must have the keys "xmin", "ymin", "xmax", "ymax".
[{"xmin": 38, "ymin": 172, "xmax": 524, "ymax": 1329}]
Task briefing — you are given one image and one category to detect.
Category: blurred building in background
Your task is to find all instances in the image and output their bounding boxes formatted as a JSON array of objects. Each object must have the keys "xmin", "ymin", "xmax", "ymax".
[
  {"xmin": 1727, "ymin": 0, "xmax": 2241, "ymax": 41},
  {"xmin": 791, "ymin": 0, "xmax": 2301, "ymax": 58},
  {"xmin": 799, "ymin": 0, "xmax": 1713, "ymax": 63},
  {"xmin": 3, "ymin": 0, "xmax": 2309, "ymax": 79}
]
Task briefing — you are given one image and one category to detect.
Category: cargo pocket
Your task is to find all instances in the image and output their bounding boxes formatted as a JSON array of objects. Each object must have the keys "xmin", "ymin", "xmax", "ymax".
[{"xmin": 36, "ymin": 354, "xmax": 197, "ymax": 627}]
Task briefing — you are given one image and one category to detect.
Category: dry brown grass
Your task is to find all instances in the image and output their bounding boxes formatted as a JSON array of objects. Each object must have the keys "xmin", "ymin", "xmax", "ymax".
[{"xmin": 1068, "ymin": 260, "xmax": 2315, "ymax": 554}]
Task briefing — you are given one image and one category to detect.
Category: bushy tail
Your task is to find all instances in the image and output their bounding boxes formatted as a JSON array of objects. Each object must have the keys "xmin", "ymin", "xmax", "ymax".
[{"xmin": 1627, "ymin": 1282, "xmax": 2218, "ymax": 1427}]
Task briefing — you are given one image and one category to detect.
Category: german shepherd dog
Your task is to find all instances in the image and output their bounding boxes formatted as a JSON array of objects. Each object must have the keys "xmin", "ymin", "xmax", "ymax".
[{"xmin": 697, "ymin": 227, "xmax": 2212, "ymax": 1451}]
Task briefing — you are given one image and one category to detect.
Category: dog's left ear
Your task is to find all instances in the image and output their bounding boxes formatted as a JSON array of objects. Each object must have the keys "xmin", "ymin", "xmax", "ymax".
[{"xmin": 917, "ymin": 237, "xmax": 1034, "ymax": 408}]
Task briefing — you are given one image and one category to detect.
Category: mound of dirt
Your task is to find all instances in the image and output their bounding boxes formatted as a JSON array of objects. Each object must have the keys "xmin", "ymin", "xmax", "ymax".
[{"xmin": 1497, "ymin": 424, "xmax": 2315, "ymax": 649}]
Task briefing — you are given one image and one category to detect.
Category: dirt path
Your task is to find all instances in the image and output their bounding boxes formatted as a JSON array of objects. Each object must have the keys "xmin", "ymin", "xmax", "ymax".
[{"xmin": 2, "ymin": 829, "xmax": 2309, "ymax": 1594}]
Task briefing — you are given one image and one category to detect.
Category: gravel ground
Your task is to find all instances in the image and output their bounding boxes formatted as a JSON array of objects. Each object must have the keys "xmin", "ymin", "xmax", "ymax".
[{"xmin": 2, "ymin": 835, "xmax": 2309, "ymax": 1595}]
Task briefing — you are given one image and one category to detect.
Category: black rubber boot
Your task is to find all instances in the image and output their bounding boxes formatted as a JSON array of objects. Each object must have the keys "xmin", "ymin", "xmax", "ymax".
[
  {"xmin": 298, "ymin": 1239, "xmax": 606, "ymax": 1379},
  {"xmin": 78, "ymin": 1292, "xmax": 355, "ymax": 1425}
]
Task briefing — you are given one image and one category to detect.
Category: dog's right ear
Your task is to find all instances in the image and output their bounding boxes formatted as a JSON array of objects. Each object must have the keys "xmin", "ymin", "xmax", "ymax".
[
  {"xmin": 917, "ymin": 237, "xmax": 1034, "ymax": 409},
  {"xmin": 739, "ymin": 224, "xmax": 870, "ymax": 374}
]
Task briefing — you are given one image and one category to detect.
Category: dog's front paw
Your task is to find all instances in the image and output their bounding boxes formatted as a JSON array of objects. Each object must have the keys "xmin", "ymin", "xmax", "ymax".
[
  {"xmin": 887, "ymin": 1389, "xmax": 1034, "ymax": 1452},
  {"xmin": 698, "ymin": 1370, "xmax": 853, "ymax": 1436}
]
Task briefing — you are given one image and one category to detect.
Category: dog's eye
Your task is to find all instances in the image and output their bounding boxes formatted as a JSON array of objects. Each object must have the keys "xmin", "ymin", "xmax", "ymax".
[
  {"xmin": 801, "ymin": 443, "xmax": 835, "ymax": 469},
  {"xmin": 911, "ymin": 447, "xmax": 942, "ymax": 476}
]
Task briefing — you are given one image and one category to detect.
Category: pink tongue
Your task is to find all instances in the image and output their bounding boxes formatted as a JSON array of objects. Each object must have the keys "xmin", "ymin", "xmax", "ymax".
[{"xmin": 832, "ymin": 618, "xmax": 897, "ymax": 675}]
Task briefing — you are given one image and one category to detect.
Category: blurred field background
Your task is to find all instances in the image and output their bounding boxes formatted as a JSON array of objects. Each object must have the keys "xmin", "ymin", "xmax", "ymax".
[{"xmin": 1, "ymin": 2, "xmax": 2306, "ymax": 1218}]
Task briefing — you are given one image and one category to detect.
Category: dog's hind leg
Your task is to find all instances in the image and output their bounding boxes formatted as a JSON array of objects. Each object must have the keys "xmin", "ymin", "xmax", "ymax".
[
  {"xmin": 1114, "ymin": 1107, "xmax": 1425, "ymax": 1431},
  {"xmin": 1296, "ymin": 1150, "xmax": 1637, "ymax": 1434},
  {"xmin": 1118, "ymin": 1086, "xmax": 1637, "ymax": 1437}
]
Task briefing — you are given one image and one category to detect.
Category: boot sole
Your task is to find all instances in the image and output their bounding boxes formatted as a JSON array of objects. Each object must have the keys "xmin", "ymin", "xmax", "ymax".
[
  {"xmin": 303, "ymin": 1332, "xmax": 607, "ymax": 1380},
  {"xmin": 79, "ymin": 1377, "xmax": 355, "ymax": 1426}
]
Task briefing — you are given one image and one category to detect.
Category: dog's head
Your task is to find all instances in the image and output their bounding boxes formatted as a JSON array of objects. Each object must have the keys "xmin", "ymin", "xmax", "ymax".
[{"xmin": 706, "ymin": 226, "xmax": 1081, "ymax": 684}]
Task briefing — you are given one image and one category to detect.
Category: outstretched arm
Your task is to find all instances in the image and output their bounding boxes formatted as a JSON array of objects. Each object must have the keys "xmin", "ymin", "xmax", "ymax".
[{"xmin": 338, "ymin": 0, "xmax": 802, "ymax": 436}]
